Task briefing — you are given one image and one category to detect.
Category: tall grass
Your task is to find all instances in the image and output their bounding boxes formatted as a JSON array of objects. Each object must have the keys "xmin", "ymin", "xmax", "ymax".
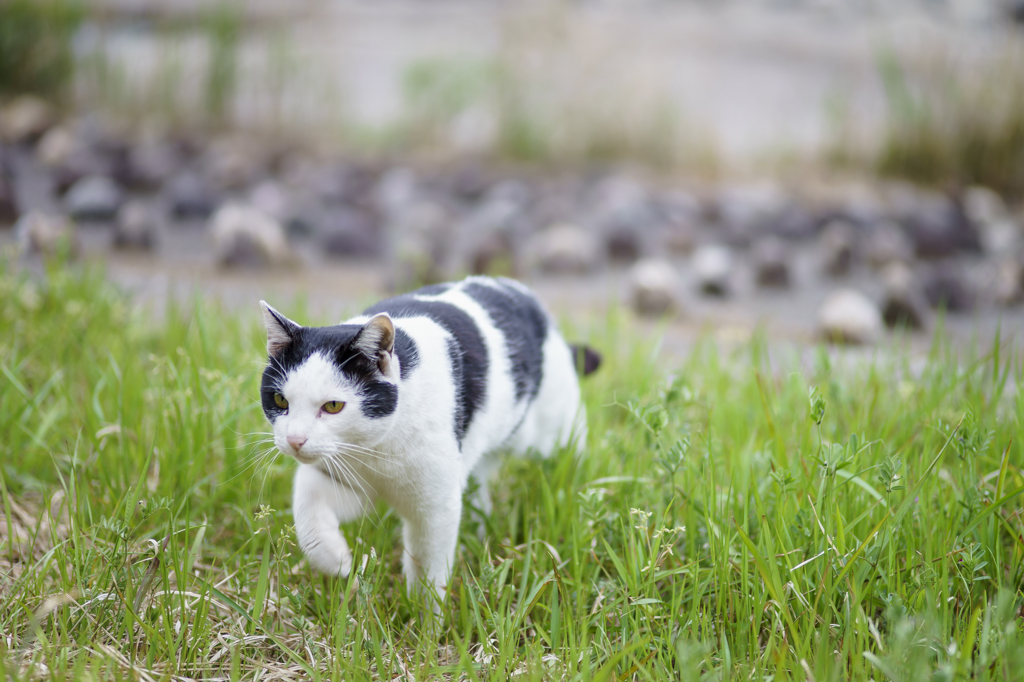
[
  {"xmin": 875, "ymin": 48, "xmax": 1024, "ymax": 197},
  {"xmin": 1, "ymin": 257, "xmax": 1022, "ymax": 679},
  {"xmin": 0, "ymin": 0, "xmax": 83, "ymax": 99}
]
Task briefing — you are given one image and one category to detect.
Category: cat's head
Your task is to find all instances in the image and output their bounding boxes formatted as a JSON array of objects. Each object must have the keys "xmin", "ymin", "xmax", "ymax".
[{"xmin": 259, "ymin": 302, "xmax": 400, "ymax": 465}]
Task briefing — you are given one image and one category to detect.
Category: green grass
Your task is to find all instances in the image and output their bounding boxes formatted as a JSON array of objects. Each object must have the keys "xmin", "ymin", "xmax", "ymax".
[{"xmin": 1, "ymin": 257, "xmax": 1023, "ymax": 680}]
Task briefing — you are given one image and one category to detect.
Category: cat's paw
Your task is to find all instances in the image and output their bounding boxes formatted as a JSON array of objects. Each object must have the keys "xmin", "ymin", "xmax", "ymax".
[{"xmin": 302, "ymin": 531, "xmax": 353, "ymax": 578}]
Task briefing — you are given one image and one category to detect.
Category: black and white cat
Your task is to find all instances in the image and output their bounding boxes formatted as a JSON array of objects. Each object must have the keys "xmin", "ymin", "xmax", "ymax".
[{"xmin": 259, "ymin": 276, "xmax": 600, "ymax": 599}]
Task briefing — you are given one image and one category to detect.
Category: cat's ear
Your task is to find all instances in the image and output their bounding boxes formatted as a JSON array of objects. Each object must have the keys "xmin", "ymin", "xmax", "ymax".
[
  {"xmin": 260, "ymin": 301, "xmax": 300, "ymax": 357},
  {"xmin": 351, "ymin": 313, "xmax": 396, "ymax": 375}
]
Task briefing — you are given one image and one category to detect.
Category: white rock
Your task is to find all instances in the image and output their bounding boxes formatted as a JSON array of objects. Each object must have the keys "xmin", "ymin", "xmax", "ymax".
[
  {"xmin": 15, "ymin": 211, "xmax": 78, "ymax": 257},
  {"xmin": 532, "ymin": 223, "xmax": 600, "ymax": 274},
  {"xmin": 114, "ymin": 200, "xmax": 158, "ymax": 251},
  {"xmin": 963, "ymin": 186, "xmax": 1008, "ymax": 226},
  {"xmin": 692, "ymin": 244, "xmax": 732, "ymax": 296},
  {"xmin": 630, "ymin": 258, "xmax": 680, "ymax": 316},
  {"xmin": 36, "ymin": 126, "xmax": 79, "ymax": 167},
  {"xmin": 818, "ymin": 289, "xmax": 883, "ymax": 344},
  {"xmin": 0, "ymin": 96, "xmax": 54, "ymax": 142},
  {"xmin": 209, "ymin": 203, "xmax": 294, "ymax": 268}
]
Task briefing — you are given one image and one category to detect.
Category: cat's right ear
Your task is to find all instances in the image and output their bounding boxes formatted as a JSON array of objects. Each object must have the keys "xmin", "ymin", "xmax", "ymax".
[{"xmin": 260, "ymin": 301, "xmax": 300, "ymax": 357}]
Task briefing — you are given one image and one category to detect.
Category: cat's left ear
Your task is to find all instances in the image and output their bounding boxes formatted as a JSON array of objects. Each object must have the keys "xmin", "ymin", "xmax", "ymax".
[
  {"xmin": 260, "ymin": 301, "xmax": 300, "ymax": 357},
  {"xmin": 351, "ymin": 313, "xmax": 396, "ymax": 377}
]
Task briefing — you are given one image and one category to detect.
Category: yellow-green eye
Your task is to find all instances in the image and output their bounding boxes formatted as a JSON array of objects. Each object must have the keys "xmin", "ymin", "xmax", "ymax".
[
  {"xmin": 273, "ymin": 392, "xmax": 288, "ymax": 409},
  {"xmin": 323, "ymin": 401, "xmax": 345, "ymax": 414}
]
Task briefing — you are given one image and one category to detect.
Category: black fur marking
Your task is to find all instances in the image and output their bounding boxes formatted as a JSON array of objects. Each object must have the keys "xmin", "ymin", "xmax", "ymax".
[
  {"xmin": 363, "ymin": 290, "xmax": 489, "ymax": 447},
  {"xmin": 446, "ymin": 338, "xmax": 467, "ymax": 443},
  {"xmin": 394, "ymin": 328, "xmax": 419, "ymax": 380},
  {"xmin": 464, "ymin": 281, "xmax": 547, "ymax": 402},
  {"xmin": 358, "ymin": 381, "xmax": 399, "ymax": 418},
  {"xmin": 570, "ymin": 344, "xmax": 602, "ymax": 376}
]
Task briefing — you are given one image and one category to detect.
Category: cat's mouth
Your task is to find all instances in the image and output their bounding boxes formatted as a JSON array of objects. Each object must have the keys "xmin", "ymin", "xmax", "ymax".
[{"xmin": 289, "ymin": 450, "xmax": 319, "ymax": 465}]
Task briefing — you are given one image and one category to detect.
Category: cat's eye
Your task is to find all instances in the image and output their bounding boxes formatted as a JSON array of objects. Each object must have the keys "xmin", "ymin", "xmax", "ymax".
[
  {"xmin": 323, "ymin": 401, "xmax": 345, "ymax": 414},
  {"xmin": 273, "ymin": 392, "xmax": 288, "ymax": 410}
]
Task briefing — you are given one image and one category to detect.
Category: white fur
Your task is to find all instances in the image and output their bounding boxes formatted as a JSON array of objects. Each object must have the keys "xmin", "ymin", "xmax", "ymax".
[{"xmin": 264, "ymin": 278, "xmax": 587, "ymax": 601}]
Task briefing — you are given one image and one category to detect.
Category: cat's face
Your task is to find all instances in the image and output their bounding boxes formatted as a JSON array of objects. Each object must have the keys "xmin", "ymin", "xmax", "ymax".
[{"xmin": 260, "ymin": 303, "xmax": 399, "ymax": 466}]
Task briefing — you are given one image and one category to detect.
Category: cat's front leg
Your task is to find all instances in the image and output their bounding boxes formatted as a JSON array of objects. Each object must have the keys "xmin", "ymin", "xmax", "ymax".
[
  {"xmin": 293, "ymin": 464, "xmax": 370, "ymax": 577},
  {"xmin": 401, "ymin": 490, "xmax": 462, "ymax": 604}
]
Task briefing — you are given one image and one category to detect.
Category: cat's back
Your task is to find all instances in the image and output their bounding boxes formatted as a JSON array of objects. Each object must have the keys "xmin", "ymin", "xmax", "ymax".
[{"xmin": 360, "ymin": 276, "xmax": 575, "ymax": 460}]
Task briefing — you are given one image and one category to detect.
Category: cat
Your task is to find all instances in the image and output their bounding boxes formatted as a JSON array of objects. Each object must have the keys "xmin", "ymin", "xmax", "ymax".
[{"xmin": 259, "ymin": 275, "xmax": 600, "ymax": 601}]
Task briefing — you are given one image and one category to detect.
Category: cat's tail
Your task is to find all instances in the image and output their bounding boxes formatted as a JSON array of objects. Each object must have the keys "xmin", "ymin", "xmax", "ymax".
[{"xmin": 570, "ymin": 344, "xmax": 602, "ymax": 377}]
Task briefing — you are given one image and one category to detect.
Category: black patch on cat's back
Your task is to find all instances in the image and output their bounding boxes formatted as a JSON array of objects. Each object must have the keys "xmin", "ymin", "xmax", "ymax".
[
  {"xmin": 393, "ymin": 328, "xmax": 419, "ymax": 380},
  {"xmin": 363, "ymin": 293, "xmax": 488, "ymax": 447},
  {"xmin": 464, "ymin": 280, "xmax": 547, "ymax": 402}
]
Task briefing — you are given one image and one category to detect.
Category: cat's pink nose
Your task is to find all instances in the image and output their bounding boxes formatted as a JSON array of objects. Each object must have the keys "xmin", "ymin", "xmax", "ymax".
[{"xmin": 287, "ymin": 435, "xmax": 307, "ymax": 452}]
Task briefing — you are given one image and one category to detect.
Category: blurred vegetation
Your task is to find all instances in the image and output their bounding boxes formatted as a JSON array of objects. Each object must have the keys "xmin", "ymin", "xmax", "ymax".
[
  {"xmin": 202, "ymin": 3, "xmax": 242, "ymax": 125},
  {"xmin": 0, "ymin": 0, "xmax": 83, "ymax": 100},
  {"xmin": 876, "ymin": 50, "xmax": 1024, "ymax": 197},
  {"xmin": 397, "ymin": 5, "xmax": 718, "ymax": 172}
]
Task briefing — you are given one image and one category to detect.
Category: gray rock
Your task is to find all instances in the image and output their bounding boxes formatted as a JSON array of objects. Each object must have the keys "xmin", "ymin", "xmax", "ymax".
[
  {"xmin": 210, "ymin": 203, "xmax": 294, "ymax": 269},
  {"xmin": 714, "ymin": 184, "xmax": 788, "ymax": 247},
  {"xmin": 630, "ymin": 258, "xmax": 680, "ymax": 316},
  {"xmin": 692, "ymin": 244, "xmax": 732, "ymax": 296},
  {"xmin": 166, "ymin": 172, "xmax": 217, "ymax": 220},
  {"xmin": 469, "ymin": 231, "xmax": 517, "ymax": 277},
  {"xmin": 203, "ymin": 135, "xmax": 265, "ymax": 190},
  {"xmin": 752, "ymin": 236, "xmax": 790, "ymax": 288},
  {"xmin": 657, "ymin": 191, "xmax": 701, "ymax": 255},
  {"xmin": 65, "ymin": 175, "xmax": 123, "ymax": 222},
  {"xmin": 319, "ymin": 207, "xmax": 382, "ymax": 258},
  {"xmin": 388, "ymin": 200, "xmax": 456, "ymax": 287},
  {"xmin": 819, "ymin": 219, "xmax": 857, "ymax": 277},
  {"xmin": 864, "ymin": 221, "xmax": 914, "ymax": 270},
  {"xmin": 903, "ymin": 192, "xmax": 980, "ymax": 258},
  {"xmin": 15, "ymin": 211, "xmax": 78, "ymax": 257},
  {"xmin": 447, "ymin": 164, "xmax": 493, "ymax": 202},
  {"xmin": 589, "ymin": 176, "xmax": 655, "ymax": 262},
  {"xmin": 458, "ymin": 191, "xmax": 528, "ymax": 277},
  {"xmin": 532, "ymin": 223, "xmax": 600, "ymax": 275},
  {"xmin": 922, "ymin": 262, "xmax": 975, "ymax": 312},
  {"xmin": 880, "ymin": 262, "xmax": 928, "ymax": 329},
  {"xmin": 0, "ymin": 96, "xmax": 54, "ymax": 143},
  {"xmin": 375, "ymin": 167, "xmax": 420, "ymax": 219},
  {"xmin": 992, "ymin": 258, "xmax": 1024, "ymax": 306},
  {"xmin": 113, "ymin": 200, "xmax": 158, "ymax": 251},
  {"xmin": 769, "ymin": 203, "xmax": 817, "ymax": 240},
  {"xmin": 818, "ymin": 289, "xmax": 882, "ymax": 344},
  {"xmin": 127, "ymin": 139, "xmax": 182, "ymax": 189}
]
